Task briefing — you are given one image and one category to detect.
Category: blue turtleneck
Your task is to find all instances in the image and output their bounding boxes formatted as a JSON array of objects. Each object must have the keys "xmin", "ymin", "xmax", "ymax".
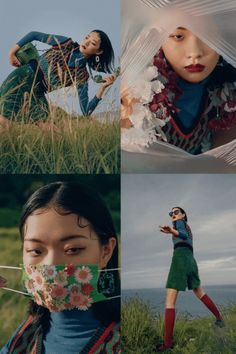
[
  {"xmin": 42, "ymin": 308, "xmax": 101, "ymax": 354},
  {"xmin": 0, "ymin": 309, "xmax": 101, "ymax": 354},
  {"xmin": 174, "ymin": 77, "xmax": 210, "ymax": 131}
]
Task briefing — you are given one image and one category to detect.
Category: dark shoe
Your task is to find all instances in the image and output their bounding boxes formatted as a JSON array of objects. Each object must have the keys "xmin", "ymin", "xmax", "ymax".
[
  {"xmin": 156, "ymin": 343, "xmax": 174, "ymax": 352},
  {"xmin": 215, "ymin": 319, "xmax": 225, "ymax": 328}
]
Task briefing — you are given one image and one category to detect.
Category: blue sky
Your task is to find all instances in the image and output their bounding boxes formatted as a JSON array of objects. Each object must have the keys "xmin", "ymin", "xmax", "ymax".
[
  {"xmin": 122, "ymin": 174, "xmax": 236, "ymax": 289},
  {"xmin": 0, "ymin": 0, "xmax": 120, "ymax": 114}
]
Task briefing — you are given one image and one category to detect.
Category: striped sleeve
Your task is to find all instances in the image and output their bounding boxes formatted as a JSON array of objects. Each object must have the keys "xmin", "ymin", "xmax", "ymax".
[
  {"xmin": 175, "ymin": 220, "xmax": 189, "ymax": 240},
  {"xmin": 77, "ymin": 83, "xmax": 101, "ymax": 116},
  {"xmin": 17, "ymin": 31, "xmax": 70, "ymax": 47}
]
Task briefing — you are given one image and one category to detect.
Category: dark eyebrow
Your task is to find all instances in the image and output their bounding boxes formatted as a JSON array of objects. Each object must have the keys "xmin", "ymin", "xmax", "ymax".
[
  {"xmin": 24, "ymin": 235, "xmax": 88, "ymax": 243},
  {"xmin": 176, "ymin": 27, "xmax": 187, "ymax": 30}
]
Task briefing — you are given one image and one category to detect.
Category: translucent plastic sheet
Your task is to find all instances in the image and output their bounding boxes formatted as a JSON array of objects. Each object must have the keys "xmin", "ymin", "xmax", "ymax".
[
  {"xmin": 122, "ymin": 0, "xmax": 236, "ymax": 90},
  {"xmin": 121, "ymin": 0, "xmax": 236, "ymax": 172}
]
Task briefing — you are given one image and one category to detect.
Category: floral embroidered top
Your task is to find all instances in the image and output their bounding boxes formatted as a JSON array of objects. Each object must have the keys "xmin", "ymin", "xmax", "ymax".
[
  {"xmin": 123, "ymin": 50, "xmax": 236, "ymax": 154},
  {"xmin": 17, "ymin": 31, "xmax": 101, "ymax": 116}
]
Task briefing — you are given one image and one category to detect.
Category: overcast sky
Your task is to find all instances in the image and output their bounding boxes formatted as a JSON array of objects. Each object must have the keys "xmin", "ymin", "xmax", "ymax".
[
  {"xmin": 122, "ymin": 174, "xmax": 236, "ymax": 289},
  {"xmin": 0, "ymin": 0, "xmax": 120, "ymax": 114}
]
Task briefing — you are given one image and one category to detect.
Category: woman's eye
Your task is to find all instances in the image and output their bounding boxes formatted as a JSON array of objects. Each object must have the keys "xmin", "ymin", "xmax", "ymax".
[
  {"xmin": 26, "ymin": 249, "xmax": 42, "ymax": 256},
  {"xmin": 66, "ymin": 248, "xmax": 84, "ymax": 255},
  {"xmin": 171, "ymin": 34, "xmax": 184, "ymax": 41}
]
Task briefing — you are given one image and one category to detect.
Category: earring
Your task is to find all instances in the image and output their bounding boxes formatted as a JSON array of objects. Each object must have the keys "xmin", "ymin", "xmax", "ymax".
[
  {"xmin": 98, "ymin": 271, "xmax": 115, "ymax": 295},
  {"xmin": 95, "ymin": 55, "xmax": 100, "ymax": 63}
]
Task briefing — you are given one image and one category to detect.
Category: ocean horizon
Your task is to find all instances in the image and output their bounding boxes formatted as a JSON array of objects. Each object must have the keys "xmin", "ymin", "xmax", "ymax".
[{"xmin": 122, "ymin": 284, "xmax": 236, "ymax": 317}]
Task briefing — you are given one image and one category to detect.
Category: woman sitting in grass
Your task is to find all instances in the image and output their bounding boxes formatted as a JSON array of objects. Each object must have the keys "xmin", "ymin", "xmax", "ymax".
[
  {"xmin": 0, "ymin": 30, "xmax": 116, "ymax": 128},
  {"xmin": 157, "ymin": 207, "xmax": 224, "ymax": 352}
]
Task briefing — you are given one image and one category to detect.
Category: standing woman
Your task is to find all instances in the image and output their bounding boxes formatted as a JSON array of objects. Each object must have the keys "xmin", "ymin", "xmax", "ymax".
[
  {"xmin": 157, "ymin": 207, "xmax": 223, "ymax": 352},
  {"xmin": 0, "ymin": 181, "xmax": 120, "ymax": 353},
  {"xmin": 0, "ymin": 30, "xmax": 116, "ymax": 127}
]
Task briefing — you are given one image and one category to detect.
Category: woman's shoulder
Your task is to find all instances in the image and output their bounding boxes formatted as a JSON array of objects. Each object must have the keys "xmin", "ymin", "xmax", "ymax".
[
  {"xmin": 0, "ymin": 316, "xmax": 34, "ymax": 353},
  {"xmin": 175, "ymin": 219, "xmax": 186, "ymax": 227},
  {"xmin": 88, "ymin": 321, "xmax": 120, "ymax": 354},
  {"xmin": 210, "ymin": 60, "xmax": 236, "ymax": 86}
]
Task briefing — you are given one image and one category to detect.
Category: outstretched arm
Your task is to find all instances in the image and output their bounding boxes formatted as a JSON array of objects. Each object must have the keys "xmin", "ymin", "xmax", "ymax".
[
  {"xmin": 77, "ymin": 83, "xmax": 101, "ymax": 116},
  {"xmin": 77, "ymin": 75, "xmax": 116, "ymax": 116},
  {"xmin": 159, "ymin": 225, "xmax": 179, "ymax": 236},
  {"xmin": 16, "ymin": 31, "xmax": 70, "ymax": 47},
  {"xmin": 9, "ymin": 31, "xmax": 71, "ymax": 67}
]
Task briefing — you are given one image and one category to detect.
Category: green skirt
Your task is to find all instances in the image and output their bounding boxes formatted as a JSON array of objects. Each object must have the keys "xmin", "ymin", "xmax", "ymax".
[
  {"xmin": 0, "ymin": 64, "xmax": 49, "ymax": 121},
  {"xmin": 166, "ymin": 247, "xmax": 201, "ymax": 291}
]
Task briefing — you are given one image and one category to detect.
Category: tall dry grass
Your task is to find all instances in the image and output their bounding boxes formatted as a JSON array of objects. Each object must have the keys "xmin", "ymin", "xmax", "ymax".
[{"xmin": 0, "ymin": 45, "xmax": 120, "ymax": 174}]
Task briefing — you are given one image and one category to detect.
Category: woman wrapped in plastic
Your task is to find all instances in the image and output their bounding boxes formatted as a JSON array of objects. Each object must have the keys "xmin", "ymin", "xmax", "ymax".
[{"xmin": 121, "ymin": 0, "xmax": 236, "ymax": 172}]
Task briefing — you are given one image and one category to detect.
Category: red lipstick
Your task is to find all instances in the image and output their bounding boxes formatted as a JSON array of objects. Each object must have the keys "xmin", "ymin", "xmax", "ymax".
[{"xmin": 184, "ymin": 64, "xmax": 205, "ymax": 73}]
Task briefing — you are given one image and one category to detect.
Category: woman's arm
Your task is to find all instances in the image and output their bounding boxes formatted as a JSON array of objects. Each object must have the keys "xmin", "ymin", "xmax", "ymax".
[
  {"xmin": 77, "ymin": 83, "xmax": 101, "ymax": 116},
  {"xmin": 16, "ymin": 31, "xmax": 70, "ymax": 48},
  {"xmin": 0, "ymin": 322, "xmax": 25, "ymax": 353},
  {"xmin": 77, "ymin": 75, "xmax": 116, "ymax": 116},
  {"xmin": 9, "ymin": 32, "xmax": 71, "ymax": 67},
  {"xmin": 174, "ymin": 220, "xmax": 188, "ymax": 239},
  {"xmin": 159, "ymin": 225, "xmax": 179, "ymax": 236},
  {"xmin": 159, "ymin": 220, "xmax": 188, "ymax": 239}
]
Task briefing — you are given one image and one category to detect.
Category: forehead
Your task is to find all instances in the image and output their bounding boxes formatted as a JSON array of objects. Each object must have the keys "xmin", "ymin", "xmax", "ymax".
[
  {"xmin": 88, "ymin": 32, "xmax": 101, "ymax": 43},
  {"xmin": 24, "ymin": 208, "xmax": 92, "ymax": 240},
  {"xmin": 172, "ymin": 208, "xmax": 181, "ymax": 212}
]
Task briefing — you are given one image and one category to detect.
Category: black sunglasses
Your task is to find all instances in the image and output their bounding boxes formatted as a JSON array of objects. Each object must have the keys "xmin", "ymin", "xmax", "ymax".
[{"xmin": 169, "ymin": 210, "xmax": 180, "ymax": 217}]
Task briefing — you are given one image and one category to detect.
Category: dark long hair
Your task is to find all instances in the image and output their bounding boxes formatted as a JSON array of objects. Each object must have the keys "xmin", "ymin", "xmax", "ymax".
[
  {"xmin": 19, "ymin": 181, "xmax": 120, "ymax": 327},
  {"xmin": 86, "ymin": 30, "xmax": 115, "ymax": 73},
  {"xmin": 172, "ymin": 206, "xmax": 187, "ymax": 222}
]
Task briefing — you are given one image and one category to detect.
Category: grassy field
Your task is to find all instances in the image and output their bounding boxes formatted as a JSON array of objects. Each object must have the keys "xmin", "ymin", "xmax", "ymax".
[
  {"xmin": 0, "ymin": 228, "xmax": 29, "ymax": 348},
  {"xmin": 0, "ymin": 108, "xmax": 120, "ymax": 174},
  {"xmin": 122, "ymin": 297, "xmax": 236, "ymax": 354}
]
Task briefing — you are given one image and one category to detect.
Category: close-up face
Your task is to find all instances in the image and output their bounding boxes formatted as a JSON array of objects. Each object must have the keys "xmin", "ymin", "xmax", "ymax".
[
  {"xmin": 162, "ymin": 27, "xmax": 220, "ymax": 83},
  {"xmin": 23, "ymin": 208, "xmax": 116, "ymax": 269},
  {"xmin": 169, "ymin": 208, "xmax": 185, "ymax": 221},
  {"xmin": 79, "ymin": 31, "xmax": 103, "ymax": 58}
]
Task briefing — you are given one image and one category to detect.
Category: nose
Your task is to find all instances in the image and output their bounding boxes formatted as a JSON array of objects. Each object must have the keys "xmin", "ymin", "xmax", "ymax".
[
  {"xmin": 43, "ymin": 251, "xmax": 62, "ymax": 266},
  {"xmin": 186, "ymin": 36, "xmax": 204, "ymax": 61}
]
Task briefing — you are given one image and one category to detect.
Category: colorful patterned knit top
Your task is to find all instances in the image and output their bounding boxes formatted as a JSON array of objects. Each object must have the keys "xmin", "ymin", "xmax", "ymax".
[
  {"xmin": 161, "ymin": 77, "xmax": 212, "ymax": 154},
  {"xmin": 149, "ymin": 51, "xmax": 236, "ymax": 154},
  {"xmin": 17, "ymin": 32, "xmax": 101, "ymax": 116}
]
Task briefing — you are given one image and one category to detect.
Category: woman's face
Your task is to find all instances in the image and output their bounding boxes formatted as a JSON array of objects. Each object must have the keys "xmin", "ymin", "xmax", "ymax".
[
  {"xmin": 170, "ymin": 208, "xmax": 185, "ymax": 221},
  {"xmin": 80, "ymin": 32, "xmax": 103, "ymax": 58},
  {"xmin": 23, "ymin": 208, "xmax": 116, "ymax": 269},
  {"xmin": 162, "ymin": 27, "xmax": 219, "ymax": 83}
]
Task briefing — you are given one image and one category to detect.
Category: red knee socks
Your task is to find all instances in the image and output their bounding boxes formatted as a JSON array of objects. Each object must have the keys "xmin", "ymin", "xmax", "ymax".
[
  {"xmin": 200, "ymin": 294, "xmax": 222, "ymax": 320},
  {"xmin": 164, "ymin": 308, "xmax": 175, "ymax": 347}
]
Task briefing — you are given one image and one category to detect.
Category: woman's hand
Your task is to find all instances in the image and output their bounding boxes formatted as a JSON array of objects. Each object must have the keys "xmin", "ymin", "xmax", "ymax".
[
  {"xmin": 9, "ymin": 44, "xmax": 21, "ymax": 67},
  {"xmin": 159, "ymin": 225, "xmax": 174, "ymax": 234},
  {"xmin": 120, "ymin": 91, "xmax": 139, "ymax": 129},
  {"xmin": 96, "ymin": 75, "xmax": 116, "ymax": 100},
  {"xmin": 101, "ymin": 74, "xmax": 116, "ymax": 89},
  {"xmin": 159, "ymin": 225, "xmax": 179, "ymax": 236},
  {"xmin": 0, "ymin": 276, "xmax": 7, "ymax": 288}
]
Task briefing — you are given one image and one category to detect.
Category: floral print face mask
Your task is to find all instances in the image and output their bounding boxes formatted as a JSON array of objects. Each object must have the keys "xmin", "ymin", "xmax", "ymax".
[{"xmin": 22, "ymin": 264, "xmax": 110, "ymax": 312}]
